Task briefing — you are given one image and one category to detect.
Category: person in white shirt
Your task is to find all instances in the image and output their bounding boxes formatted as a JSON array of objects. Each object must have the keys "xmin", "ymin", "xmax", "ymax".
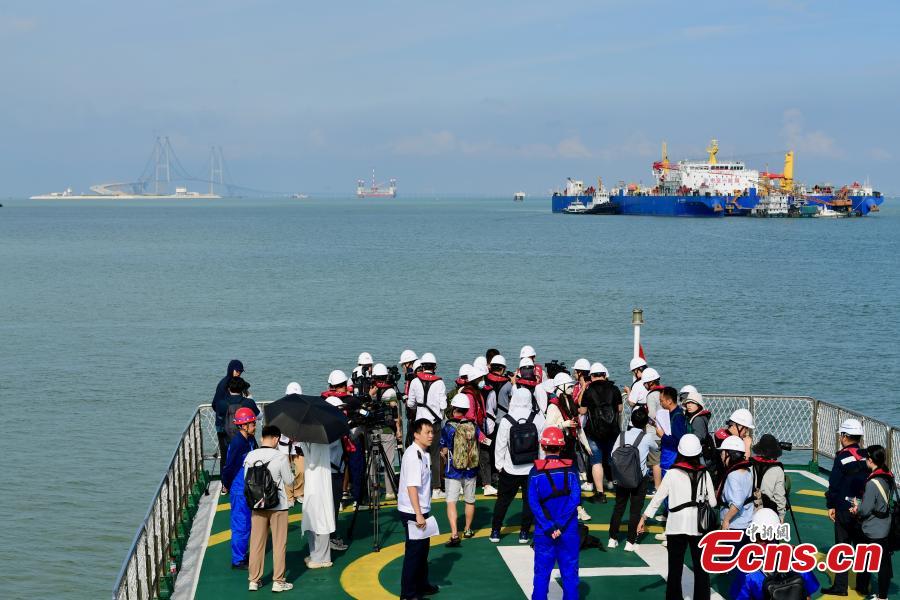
[
  {"xmin": 244, "ymin": 425, "xmax": 295, "ymax": 593},
  {"xmin": 638, "ymin": 434, "xmax": 717, "ymax": 600},
  {"xmin": 280, "ymin": 382, "xmax": 305, "ymax": 502},
  {"xmin": 405, "ymin": 352, "xmax": 447, "ymax": 496},
  {"xmin": 299, "ymin": 439, "xmax": 336, "ymax": 569},
  {"xmin": 623, "ymin": 357, "xmax": 648, "ymax": 408},
  {"xmin": 397, "ymin": 419, "xmax": 439, "ymax": 600}
]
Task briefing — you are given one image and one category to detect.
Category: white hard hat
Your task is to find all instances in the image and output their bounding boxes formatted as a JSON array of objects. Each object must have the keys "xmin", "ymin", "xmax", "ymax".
[
  {"xmin": 520, "ymin": 345, "xmax": 536, "ymax": 359},
  {"xmin": 450, "ymin": 395, "xmax": 470, "ymax": 410},
  {"xmin": 412, "ymin": 359, "xmax": 422, "ymax": 371},
  {"xmin": 679, "ymin": 384, "xmax": 698, "ymax": 396},
  {"xmin": 473, "ymin": 356, "xmax": 488, "ymax": 372},
  {"xmin": 519, "ymin": 356, "xmax": 534, "ymax": 368},
  {"xmin": 399, "ymin": 349, "xmax": 418, "ymax": 364},
  {"xmin": 839, "ymin": 418, "xmax": 864, "ymax": 436},
  {"xmin": 373, "ymin": 363, "xmax": 388, "ymax": 377},
  {"xmin": 285, "ymin": 381, "xmax": 302, "ymax": 395},
  {"xmin": 542, "ymin": 379, "xmax": 556, "ymax": 394},
  {"xmin": 683, "ymin": 390, "xmax": 704, "ymax": 407},
  {"xmin": 553, "ymin": 372, "xmax": 575, "ymax": 394},
  {"xmin": 751, "ymin": 508, "xmax": 781, "ymax": 529},
  {"xmin": 729, "ymin": 408, "xmax": 755, "ymax": 429},
  {"xmin": 677, "ymin": 434, "xmax": 702, "ymax": 457},
  {"xmin": 467, "ymin": 365, "xmax": 487, "ymax": 381},
  {"xmin": 589, "ymin": 362, "xmax": 607, "ymax": 375},
  {"xmin": 490, "ymin": 354, "xmax": 507, "ymax": 367},
  {"xmin": 630, "ymin": 357, "xmax": 648, "ymax": 371},
  {"xmin": 640, "ymin": 367, "xmax": 660, "ymax": 384},
  {"xmin": 357, "ymin": 352, "xmax": 373, "ymax": 365},
  {"xmin": 573, "ymin": 358, "xmax": 591, "ymax": 372},
  {"xmin": 458, "ymin": 364, "xmax": 473, "ymax": 378},
  {"xmin": 720, "ymin": 435, "xmax": 746, "ymax": 453},
  {"xmin": 327, "ymin": 369, "xmax": 348, "ymax": 386},
  {"xmin": 420, "ymin": 352, "xmax": 437, "ymax": 365}
]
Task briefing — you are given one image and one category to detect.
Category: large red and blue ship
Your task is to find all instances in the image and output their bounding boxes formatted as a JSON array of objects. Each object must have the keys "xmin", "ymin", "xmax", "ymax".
[{"xmin": 551, "ymin": 140, "xmax": 883, "ymax": 217}]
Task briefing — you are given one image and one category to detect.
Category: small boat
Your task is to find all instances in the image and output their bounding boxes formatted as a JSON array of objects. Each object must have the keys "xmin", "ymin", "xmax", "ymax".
[
  {"xmin": 813, "ymin": 205, "xmax": 843, "ymax": 218},
  {"xmin": 563, "ymin": 199, "xmax": 587, "ymax": 213},
  {"xmin": 513, "ymin": 192, "xmax": 525, "ymax": 202}
]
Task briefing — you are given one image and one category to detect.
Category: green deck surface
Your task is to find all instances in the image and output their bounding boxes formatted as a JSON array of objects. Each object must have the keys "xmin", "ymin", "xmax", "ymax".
[{"xmin": 192, "ymin": 469, "xmax": 898, "ymax": 599}]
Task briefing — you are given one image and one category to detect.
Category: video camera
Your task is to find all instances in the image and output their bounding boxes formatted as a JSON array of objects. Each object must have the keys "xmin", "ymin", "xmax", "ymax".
[
  {"xmin": 544, "ymin": 359, "xmax": 569, "ymax": 380},
  {"xmin": 347, "ymin": 366, "xmax": 402, "ymax": 430}
]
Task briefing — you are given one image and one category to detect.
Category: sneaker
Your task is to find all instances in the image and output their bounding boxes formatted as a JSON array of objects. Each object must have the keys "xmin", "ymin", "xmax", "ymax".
[
  {"xmin": 577, "ymin": 506, "xmax": 591, "ymax": 521},
  {"xmin": 489, "ymin": 529, "xmax": 501, "ymax": 543},
  {"xmin": 220, "ymin": 487, "xmax": 228, "ymax": 496},
  {"xmin": 231, "ymin": 560, "xmax": 248, "ymax": 570},
  {"xmin": 421, "ymin": 584, "xmax": 441, "ymax": 595},
  {"xmin": 518, "ymin": 531, "xmax": 530, "ymax": 544},
  {"xmin": 483, "ymin": 484, "xmax": 498, "ymax": 496},
  {"xmin": 384, "ymin": 492, "xmax": 396, "ymax": 500},
  {"xmin": 590, "ymin": 492, "xmax": 607, "ymax": 504},
  {"xmin": 661, "ymin": 539, "xmax": 667, "ymax": 548},
  {"xmin": 463, "ymin": 529, "xmax": 475, "ymax": 538},
  {"xmin": 654, "ymin": 533, "xmax": 667, "ymax": 541},
  {"xmin": 432, "ymin": 489, "xmax": 446, "ymax": 499},
  {"xmin": 655, "ymin": 514, "xmax": 667, "ymax": 522},
  {"xmin": 624, "ymin": 542, "xmax": 637, "ymax": 552},
  {"xmin": 306, "ymin": 561, "xmax": 333, "ymax": 569},
  {"xmin": 249, "ymin": 580, "xmax": 260, "ymax": 591},
  {"xmin": 296, "ymin": 495, "xmax": 304, "ymax": 503},
  {"xmin": 820, "ymin": 587, "xmax": 848, "ymax": 597},
  {"xmin": 446, "ymin": 535, "xmax": 461, "ymax": 548},
  {"xmin": 608, "ymin": 539, "xmax": 619, "ymax": 549},
  {"xmin": 272, "ymin": 581, "xmax": 294, "ymax": 592},
  {"xmin": 329, "ymin": 538, "xmax": 348, "ymax": 551},
  {"xmin": 580, "ymin": 482, "xmax": 594, "ymax": 492}
]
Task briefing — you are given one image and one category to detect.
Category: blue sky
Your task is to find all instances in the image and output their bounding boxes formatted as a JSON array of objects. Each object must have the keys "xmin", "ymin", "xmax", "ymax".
[{"xmin": 1, "ymin": 0, "xmax": 897, "ymax": 196}]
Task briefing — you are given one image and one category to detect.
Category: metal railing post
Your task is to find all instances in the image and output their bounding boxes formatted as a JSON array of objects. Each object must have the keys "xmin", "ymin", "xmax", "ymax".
[
  {"xmin": 811, "ymin": 398, "xmax": 819, "ymax": 466},
  {"xmin": 887, "ymin": 427, "xmax": 894, "ymax": 470}
]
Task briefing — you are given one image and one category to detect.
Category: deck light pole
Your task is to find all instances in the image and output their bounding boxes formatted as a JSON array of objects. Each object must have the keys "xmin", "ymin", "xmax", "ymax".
[{"xmin": 632, "ymin": 308, "xmax": 644, "ymax": 359}]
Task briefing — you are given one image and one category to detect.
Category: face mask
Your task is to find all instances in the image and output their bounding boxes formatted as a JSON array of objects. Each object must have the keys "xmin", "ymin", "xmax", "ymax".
[{"xmin": 477, "ymin": 381, "xmax": 485, "ymax": 389}]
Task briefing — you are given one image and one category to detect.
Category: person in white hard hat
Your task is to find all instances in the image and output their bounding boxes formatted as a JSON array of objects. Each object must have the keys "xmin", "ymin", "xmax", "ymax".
[
  {"xmin": 406, "ymin": 352, "xmax": 448, "ymax": 497},
  {"xmin": 440, "ymin": 394, "xmax": 484, "ymax": 547},
  {"xmin": 514, "ymin": 356, "xmax": 549, "ymax": 414},
  {"xmin": 637, "ymin": 367, "xmax": 664, "ymax": 497},
  {"xmin": 456, "ymin": 365, "xmax": 492, "ymax": 495},
  {"xmin": 279, "ymin": 382, "xmax": 305, "ymax": 503},
  {"xmin": 580, "ymin": 362, "xmax": 623, "ymax": 503},
  {"xmin": 366, "ymin": 363, "xmax": 402, "ymax": 499},
  {"xmin": 822, "ymin": 418, "xmax": 869, "ymax": 596},
  {"xmin": 519, "ymin": 345, "xmax": 545, "ymax": 382},
  {"xmin": 398, "ymin": 349, "xmax": 418, "ymax": 397},
  {"xmin": 545, "ymin": 373, "xmax": 590, "ymax": 461},
  {"xmin": 717, "ymin": 435, "xmax": 755, "ymax": 531},
  {"xmin": 638, "ymin": 434, "xmax": 716, "ymax": 600},
  {"xmin": 623, "ymin": 357, "xmax": 648, "ymax": 408},
  {"xmin": 480, "ymin": 355, "xmax": 511, "ymax": 495},
  {"xmin": 351, "ymin": 352, "xmax": 375, "ymax": 392},
  {"xmin": 712, "ymin": 408, "xmax": 755, "ymax": 478},
  {"xmin": 680, "ymin": 387, "xmax": 713, "ymax": 469}
]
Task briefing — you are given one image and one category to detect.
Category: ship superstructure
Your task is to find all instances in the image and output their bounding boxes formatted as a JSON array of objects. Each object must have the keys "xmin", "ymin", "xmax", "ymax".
[{"xmin": 356, "ymin": 169, "xmax": 397, "ymax": 198}]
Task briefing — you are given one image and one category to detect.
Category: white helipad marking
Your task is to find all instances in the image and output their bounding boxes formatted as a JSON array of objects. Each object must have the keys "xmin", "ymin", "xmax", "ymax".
[
  {"xmin": 786, "ymin": 469, "xmax": 830, "ymax": 488},
  {"xmin": 497, "ymin": 543, "xmax": 724, "ymax": 600}
]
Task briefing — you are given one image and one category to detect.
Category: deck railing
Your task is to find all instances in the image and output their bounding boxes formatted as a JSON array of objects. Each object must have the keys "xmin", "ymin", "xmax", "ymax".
[{"xmin": 113, "ymin": 395, "xmax": 897, "ymax": 599}]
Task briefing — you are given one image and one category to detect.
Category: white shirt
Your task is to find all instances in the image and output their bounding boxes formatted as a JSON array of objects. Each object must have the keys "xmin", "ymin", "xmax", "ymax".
[
  {"xmin": 405, "ymin": 375, "xmax": 447, "ymax": 423},
  {"xmin": 495, "ymin": 391, "xmax": 546, "ymax": 476},
  {"xmin": 298, "ymin": 442, "xmax": 335, "ymax": 535},
  {"xmin": 644, "ymin": 468, "xmax": 717, "ymax": 535},
  {"xmin": 627, "ymin": 379, "xmax": 648, "ymax": 407},
  {"xmin": 398, "ymin": 442, "xmax": 432, "ymax": 514},
  {"xmin": 243, "ymin": 446, "xmax": 294, "ymax": 511}
]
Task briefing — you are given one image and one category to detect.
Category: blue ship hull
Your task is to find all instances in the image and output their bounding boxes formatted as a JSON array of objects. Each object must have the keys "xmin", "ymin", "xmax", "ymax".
[{"xmin": 552, "ymin": 193, "xmax": 725, "ymax": 216}]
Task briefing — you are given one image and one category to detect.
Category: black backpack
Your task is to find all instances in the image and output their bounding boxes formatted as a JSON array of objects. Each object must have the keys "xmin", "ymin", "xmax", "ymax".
[
  {"xmin": 762, "ymin": 572, "xmax": 807, "ymax": 600},
  {"xmin": 669, "ymin": 468, "xmax": 718, "ymax": 534},
  {"xmin": 870, "ymin": 476, "xmax": 900, "ymax": 551},
  {"xmin": 224, "ymin": 401, "xmax": 244, "ymax": 441},
  {"xmin": 244, "ymin": 460, "xmax": 280, "ymax": 509},
  {"xmin": 505, "ymin": 411, "xmax": 540, "ymax": 465},
  {"xmin": 610, "ymin": 430, "xmax": 646, "ymax": 489}
]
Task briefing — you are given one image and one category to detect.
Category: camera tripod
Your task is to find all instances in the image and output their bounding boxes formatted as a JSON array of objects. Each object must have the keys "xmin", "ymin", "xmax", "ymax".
[{"xmin": 347, "ymin": 427, "xmax": 400, "ymax": 552}]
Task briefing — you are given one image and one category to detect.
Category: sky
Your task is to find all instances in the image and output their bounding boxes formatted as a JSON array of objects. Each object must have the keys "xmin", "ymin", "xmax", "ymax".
[{"xmin": 1, "ymin": 0, "xmax": 898, "ymax": 196}]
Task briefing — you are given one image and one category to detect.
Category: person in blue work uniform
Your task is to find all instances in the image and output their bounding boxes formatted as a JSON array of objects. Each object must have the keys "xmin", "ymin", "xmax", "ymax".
[
  {"xmin": 730, "ymin": 508, "xmax": 821, "ymax": 600},
  {"xmin": 528, "ymin": 426, "xmax": 581, "ymax": 600},
  {"xmin": 822, "ymin": 418, "xmax": 869, "ymax": 596},
  {"xmin": 221, "ymin": 407, "xmax": 258, "ymax": 570}
]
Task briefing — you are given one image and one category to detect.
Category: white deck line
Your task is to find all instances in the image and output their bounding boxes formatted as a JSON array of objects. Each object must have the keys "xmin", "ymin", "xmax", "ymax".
[
  {"xmin": 173, "ymin": 481, "xmax": 221, "ymax": 600},
  {"xmin": 497, "ymin": 544, "xmax": 725, "ymax": 600},
  {"xmin": 786, "ymin": 468, "xmax": 830, "ymax": 488}
]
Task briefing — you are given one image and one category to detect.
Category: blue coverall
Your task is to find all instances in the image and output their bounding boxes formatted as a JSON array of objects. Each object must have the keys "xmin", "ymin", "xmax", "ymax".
[
  {"xmin": 527, "ymin": 459, "xmax": 582, "ymax": 600},
  {"xmin": 223, "ymin": 433, "xmax": 257, "ymax": 566}
]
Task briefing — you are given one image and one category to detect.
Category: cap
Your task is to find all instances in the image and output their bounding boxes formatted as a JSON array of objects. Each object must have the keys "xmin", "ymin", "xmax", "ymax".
[
  {"xmin": 357, "ymin": 352, "xmax": 373, "ymax": 365},
  {"xmin": 838, "ymin": 418, "xmax": 864, "ymax": 436},
  {"xmin": 573, "ymin": 358, "xmax": 591, "ymax": 372},
  {"xmin": 519, "ymin": 356, "xmax": 534, "ymax": 368},
  {"xmin": 677, "ymin": 434, "xmax": 702, "ymax": 457},
  {"xmin": 729, "ymin": 408, "xmax": 755, "ymax": 429},
  {"xmin": 285, "ymin": 381, "xmax": 302, "ymax": 395},
  {"xmin": 720, "ymin": 435, "xmax": 746, "ymax": 453},
  {"xmin": 519, "ymin": 345, "xmax": 536, "ymax": 359},
  {"xmin": 640, "ymin": 367, "xmax": 660, "ymax": 384},
  {"xmin": 420, "ymin": 352, "xmax": 437, "ymax": 365},
  {"xmin": 490, "ymin": 354, "xmax": 507, "ymax": 367},
  {"xmin": 399, "ymin": 349, "xmax": 418, "ymax": 364},
  {"xmin": 373, "ymin": 363, "xmax": 388, "ymax": 377},
  {"xmin": 629, "ymin": 357, "xmax": 647, "ymax": 371},
  {"xmin": 450, "ymin": 395, "xmax": 470, "ymax": 410},
  {"xmin": 589, "ymin": 362, "xmax": 607, "ymax": 375},
  {"xmin": 327, "ymin": 369, "xmax": 349, "ymax": 386}
]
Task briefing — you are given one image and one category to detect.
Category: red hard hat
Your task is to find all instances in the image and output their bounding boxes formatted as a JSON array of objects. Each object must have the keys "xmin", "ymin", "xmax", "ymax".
[
  {"xmin": 233, "ymin": 407, "xmax": 257, "ymax": 425},
  {"xmin": 540, "ymin": 426, "xmax": 565, "ymax": 447}
]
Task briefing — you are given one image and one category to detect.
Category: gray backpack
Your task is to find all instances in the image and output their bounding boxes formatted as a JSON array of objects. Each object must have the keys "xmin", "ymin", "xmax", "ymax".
[{"xmin": 610, "ymin": 430, "xmax": 645, "ymax": 489}]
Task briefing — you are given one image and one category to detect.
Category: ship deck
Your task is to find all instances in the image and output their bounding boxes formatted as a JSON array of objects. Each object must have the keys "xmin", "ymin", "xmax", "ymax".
[{"xmin": 179, "ymin": 466, "xmax": 897, "ymax": 600}]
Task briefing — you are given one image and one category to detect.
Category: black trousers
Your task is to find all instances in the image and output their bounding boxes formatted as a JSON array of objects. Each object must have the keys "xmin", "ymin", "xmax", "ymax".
[
  {"xmin": 217, "ymin": 432, "xmax": 230, "ymax": 474},
  {"xmin": 399, "ymin": 510, "xmax": 431, "ymax": 599},
  {"xmin": 331, "ymin": 473, "xmax": 344, "ymax": 538},
  {"xmin": 858, "ymin": 536, "xmax": 893, "ymax": 598},
  {"xmin": 666, "ymin": 534, "xmax": 710, "ymax": 600},
  {"xmin": 491, "ymin": 471, "xmax": 533, "ymax": 532},
  {"xmin": 833, "ymin": 509, "xmax": 865, "ymax": 592},
  {"xmin": 609, "ymin": 477, "xmax": 648, "ymax": 543}
]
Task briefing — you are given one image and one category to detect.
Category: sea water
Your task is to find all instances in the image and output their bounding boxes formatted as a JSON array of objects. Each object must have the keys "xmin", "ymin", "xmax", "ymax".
[{"xmin": 0, "ymin": 196, "xmax": 898, "ymax": 598}]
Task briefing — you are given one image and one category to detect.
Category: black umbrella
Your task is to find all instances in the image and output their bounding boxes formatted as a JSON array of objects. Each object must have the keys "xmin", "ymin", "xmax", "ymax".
[{"xmin": 263, "ymin": 394, "xmax": 349, "ymax": 444}]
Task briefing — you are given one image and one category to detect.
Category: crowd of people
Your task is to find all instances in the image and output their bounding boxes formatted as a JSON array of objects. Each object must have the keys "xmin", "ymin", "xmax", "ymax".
[{"xmin": 209, "ymin": 347, "xmax": 895, "ymax": 600}]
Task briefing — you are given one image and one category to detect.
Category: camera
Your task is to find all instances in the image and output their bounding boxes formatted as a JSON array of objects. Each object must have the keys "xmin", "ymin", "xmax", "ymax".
[
  {"xmin": 350, "ymin": 397, "xmax": 397, "ymax": 429},
  {"xmin": 779, "ymin": 441, "xmax": 793, "ymax": 452},
  {"xmin": 544, "ymin": 360, "xmax": 569, "ymax": 380}
]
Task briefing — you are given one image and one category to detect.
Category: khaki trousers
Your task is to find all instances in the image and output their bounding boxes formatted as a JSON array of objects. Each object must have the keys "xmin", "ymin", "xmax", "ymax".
[
  {"xmin": 288, "ymin": 455, "xmax": 305, "ymax": 501},
  {"xmin": 249, "ymin": 509, "xmax": 288, "ymax": 584}
]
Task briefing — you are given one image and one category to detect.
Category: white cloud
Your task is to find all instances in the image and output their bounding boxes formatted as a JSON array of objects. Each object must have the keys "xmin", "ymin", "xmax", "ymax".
[
  {"xmin": 781, "ymin": 108, "xmax": 842, "ymax": 158},
  {"xmin": 0, "ymin": 15, "xmax": 37, "ymax": 35}
]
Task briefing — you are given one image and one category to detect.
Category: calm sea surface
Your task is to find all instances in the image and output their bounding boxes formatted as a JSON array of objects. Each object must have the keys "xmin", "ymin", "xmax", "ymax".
[{"xmin": 1, "ymin": 196, "xmax": 898, "ymax": 598}]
